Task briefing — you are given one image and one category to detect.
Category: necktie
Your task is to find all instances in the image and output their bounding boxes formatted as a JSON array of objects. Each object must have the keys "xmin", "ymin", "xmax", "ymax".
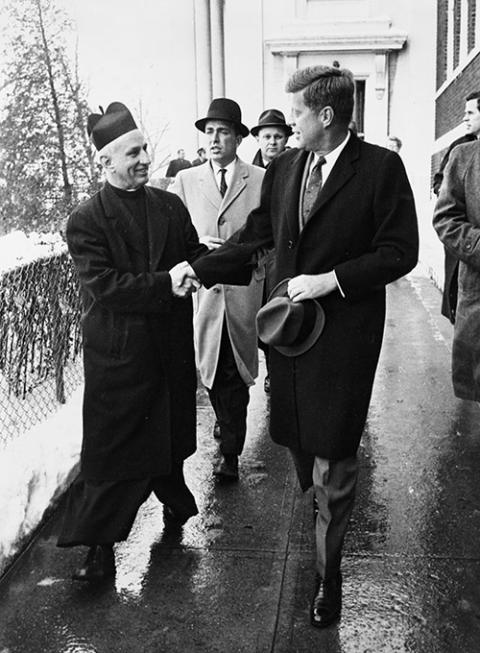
[
  {"xmin": 301, "ymin": 156, "xmax": 326, "ymax": 227},
  {"xmin": 219, "ymin": 168, "xmax": 227, "ymax": 197}
]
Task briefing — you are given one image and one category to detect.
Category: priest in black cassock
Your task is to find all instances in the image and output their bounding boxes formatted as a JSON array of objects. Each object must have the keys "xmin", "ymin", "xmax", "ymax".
[{"xmin": 57, "ymin": 102, "xmax": 207, "ymax": 582}]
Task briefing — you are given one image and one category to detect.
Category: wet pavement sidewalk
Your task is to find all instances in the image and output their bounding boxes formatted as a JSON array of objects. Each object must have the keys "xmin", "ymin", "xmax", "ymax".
[{"xmin": 2, "ymin": 270, "xmax": 480, "ymax": 653}]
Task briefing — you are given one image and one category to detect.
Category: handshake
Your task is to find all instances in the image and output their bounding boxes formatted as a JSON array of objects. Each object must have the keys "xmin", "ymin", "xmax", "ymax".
[{"xmin": 169, "ymin": 261, "xmax": 202, "ymax": 298}]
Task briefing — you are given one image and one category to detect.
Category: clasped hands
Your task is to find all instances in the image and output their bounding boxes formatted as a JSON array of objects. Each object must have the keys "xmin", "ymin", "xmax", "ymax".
[{"xmin": 169, "ymin": 261, "xmax": 201, "ymax": 298}]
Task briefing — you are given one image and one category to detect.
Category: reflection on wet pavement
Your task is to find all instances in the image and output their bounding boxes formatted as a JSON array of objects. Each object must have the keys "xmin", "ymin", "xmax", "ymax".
[{"xmin": 2, "ymin": 274, "xmax": 480, "ymax": 652}]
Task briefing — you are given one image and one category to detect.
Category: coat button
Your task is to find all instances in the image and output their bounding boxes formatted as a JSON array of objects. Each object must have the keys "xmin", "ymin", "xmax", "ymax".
[
  {"xmin": 288, "ymin": 240, "xmax": 295, "ymax": 249},
  {"xmin": 218, "ymin": 217, "xmax": 226, "ymax": 225},
  {"xmin": 212, "ymin": 287, "xmax": 220, "ymax": 293},
  {"xmin": 465, "ymin": 243, "xmax": 472, "ymax": 250}
]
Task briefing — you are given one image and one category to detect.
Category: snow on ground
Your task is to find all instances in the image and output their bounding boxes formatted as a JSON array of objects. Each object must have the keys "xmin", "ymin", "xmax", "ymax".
[
  {"xmin": 0, "ymin": 384, "xmax": 82, "ymax": 573},
  {"xmin": 0, "ymin": 230, "xmax": 66, "ymax": 273},
  {"xmin": 0, "ymin": 231, "xmax": 81, "ymax": 573}
]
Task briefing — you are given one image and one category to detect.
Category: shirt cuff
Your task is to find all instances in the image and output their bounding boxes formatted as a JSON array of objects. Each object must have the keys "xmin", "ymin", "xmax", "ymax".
[{"xmin": 333, "ymin": 270, "xmax": 345, "ymax": 298}]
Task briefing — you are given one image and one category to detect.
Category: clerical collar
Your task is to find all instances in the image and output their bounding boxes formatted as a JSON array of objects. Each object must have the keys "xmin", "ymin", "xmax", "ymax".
[{"xmin": 108, "ymin": 182, "xmax": 146, "ymax": 199}]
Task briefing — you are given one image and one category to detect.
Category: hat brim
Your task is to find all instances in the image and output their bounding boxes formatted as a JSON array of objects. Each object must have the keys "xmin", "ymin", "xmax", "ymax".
[
  {"xmin": 195, "ymin": 117, "xmax": 249, "ymax": 138},
  {"xmin": 250, "ymin": 123, "xmax": 293, "ymax": 137},
  {"xmin": 265, "ymin": 278, "xmax": 326, "ymax": 357}
]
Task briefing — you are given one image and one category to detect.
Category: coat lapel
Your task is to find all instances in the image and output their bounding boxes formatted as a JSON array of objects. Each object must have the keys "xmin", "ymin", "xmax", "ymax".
[
  {"xmin": 198, "ymin": 163, "xmax": 222, "ymax": 212},
  {"xmin": 306, "ymin": 135, "xmax": 360, "ymax": 221},
  {"xmin": 145, "ymin": 186, "xmax": 170, "ymax": 271},
  {"xmin": 100, "ymin": 184, "xmax": 145, "ymax": 255},
  {"xmin": 220, "ymin": 159, "xmax": 248, "ymax": 216},
  {"xmin": 285, "ymin": 149, "xmax": 310, "ymax": 241}
]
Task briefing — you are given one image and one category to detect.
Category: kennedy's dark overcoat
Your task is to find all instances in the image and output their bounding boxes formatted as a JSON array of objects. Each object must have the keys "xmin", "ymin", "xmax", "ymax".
[
  {"xmin": 67, "ymin": 183, "xmax": 206, "ymax": 481},
  {"xmin": 193, "ymin": 135, "xmax": 419, "ymax": 460}
]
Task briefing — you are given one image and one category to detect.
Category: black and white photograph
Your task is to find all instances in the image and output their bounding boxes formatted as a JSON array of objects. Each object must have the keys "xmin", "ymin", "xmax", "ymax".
[{"xmin": 0, "ymin": 1, "xmax": 479, "ymax": 651}]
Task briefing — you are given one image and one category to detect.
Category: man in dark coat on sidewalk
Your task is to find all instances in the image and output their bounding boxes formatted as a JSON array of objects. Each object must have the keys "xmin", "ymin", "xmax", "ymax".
[
  {"xmin": 251, "ymin": 109, "xmax": 292, "ymax": 392},
  {"xmin": 57, "ymin": 102, "xmax": 206, "ymax": 582},
  {"xmin": 432, "ymin": 91, "xmax": 480, "ymax": 324},
  {"xmin": 181, "ymin": 65, "xmax": 418, "ymax": 628}
]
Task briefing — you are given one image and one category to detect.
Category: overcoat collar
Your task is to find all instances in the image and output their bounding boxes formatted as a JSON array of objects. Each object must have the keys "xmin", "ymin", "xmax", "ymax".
[
  {"xmin": 100, "ymin": 182, "xmax": 169, "ymax": 271},
  {"xmin": 196, "ymin": 158, "xmax": 251, "ymax": 216},
  {"xmin": 286, "ymin": 134, "xmax": 361, "ymax": 240}
]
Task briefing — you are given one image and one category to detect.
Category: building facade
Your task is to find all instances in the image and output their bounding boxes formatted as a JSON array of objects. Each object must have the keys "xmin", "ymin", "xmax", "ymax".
[{"xmin": 188, "ymin": 0, "xmax": 442, "ymax": 277}]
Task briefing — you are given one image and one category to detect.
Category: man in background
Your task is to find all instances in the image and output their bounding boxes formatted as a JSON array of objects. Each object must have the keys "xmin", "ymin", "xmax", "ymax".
[
  {"xmin": 251, "ymin": 109, "xmax": 291, "ymax": 168},
  {"xmin": 250, "ymin": 109, "xmax": 292, "ymax": 391},
  {"xmin": 192, "ymin": 147, "xmax": 207, "ymax": 166},
  {"xmin": 172, "ymin": 99, "xmax": 265, "ymax": 482},
  {"xmin": 433, "ymin": 112, "xmax": 480, "ymax": 407},
  {"xmin": 165, "ymin": 148, "xmax": 192, "ymax": 178},
  {"xmin": 386, "ymin": 135, "xmax": 402, "ymax": 153},
  {"xmin": 433, "ymin": 91, "xmax": 480, "ymax": 323}
]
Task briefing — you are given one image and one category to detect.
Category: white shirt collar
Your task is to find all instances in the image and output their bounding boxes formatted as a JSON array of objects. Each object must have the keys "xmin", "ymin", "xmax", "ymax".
[{"xmin": 309, "ymin": 131, "xmax": 351, "ymax": 185}]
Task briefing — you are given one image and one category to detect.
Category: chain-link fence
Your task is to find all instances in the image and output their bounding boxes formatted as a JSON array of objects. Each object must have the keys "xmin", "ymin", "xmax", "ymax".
[{"xmin": 0, "ymin": 251, "xmax": 83, "ymax": 446}]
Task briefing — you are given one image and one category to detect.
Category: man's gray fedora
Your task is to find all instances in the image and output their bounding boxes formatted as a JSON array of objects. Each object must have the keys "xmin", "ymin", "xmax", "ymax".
[{"xmin": 256, "ymin": 279, "xmax": 325, "ymax": 357}]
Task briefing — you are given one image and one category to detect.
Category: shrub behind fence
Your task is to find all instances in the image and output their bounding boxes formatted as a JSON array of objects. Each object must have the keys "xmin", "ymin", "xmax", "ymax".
[{"xmin": 0, "ymin": 252, "xmax": 83, "ymax": 446}]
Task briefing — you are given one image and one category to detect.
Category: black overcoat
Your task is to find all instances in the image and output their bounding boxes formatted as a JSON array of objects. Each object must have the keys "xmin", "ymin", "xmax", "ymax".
[
  {"xmin": 193, "ymin": 135, "xmax": 419, "ymax": 460},
  {"xmin": 66, "ymin": 183, "xmax": 206, "ymax": 481}
]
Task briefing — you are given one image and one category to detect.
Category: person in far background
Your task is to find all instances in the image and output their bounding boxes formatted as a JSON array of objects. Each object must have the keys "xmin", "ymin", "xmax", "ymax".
[
  {"xmin": 251, "ymin": 109, "xmax": 292, "ymax": 169},
  {"xmin": 192, "ymin": 147, "xmax": 207, "ymax": 166},
  {"xmin": 386, "ymin": 135, "xmax": 402, "ymax": 153},
  {"xmin": 251, "ymin": 109, "xmax": 292, "ymax": 392},
  {"xmin": 165, "ymin": 148, "xmax": 192, "ymax": 178},
  {"xmin": 432, "ymin": 91, "xmax": 480, "ymax": 324}
]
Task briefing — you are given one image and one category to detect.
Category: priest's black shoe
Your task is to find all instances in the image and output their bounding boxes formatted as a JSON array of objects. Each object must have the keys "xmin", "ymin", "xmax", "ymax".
[
  {"xmin": 213, "ymin": 454, "xmax": 239, "ymax": 481},
  {"xmin": 310, "ymin": 573, "xmax": 342, "ymax": 628},
  {"xmin": 72, "ymin": 544, "xmax": 115, "ymax": 582}
]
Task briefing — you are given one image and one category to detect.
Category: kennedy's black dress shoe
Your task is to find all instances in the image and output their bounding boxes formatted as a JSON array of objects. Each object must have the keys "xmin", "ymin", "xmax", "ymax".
[
  {"xmin": 214, "ymin": 454, "xmax": 239, "ymax": 481},
  {"xmin": 310, "ymin": 573, "xmax": 342, "ymax": 628},
  {"xmin": 72, "ymin": 544, "xmax": 115, "ymax": 582}
]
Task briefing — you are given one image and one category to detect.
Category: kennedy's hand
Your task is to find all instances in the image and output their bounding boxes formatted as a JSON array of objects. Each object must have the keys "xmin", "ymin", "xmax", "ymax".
[
  {"xmin": 288, "ymin": 272, "xmax": 337, "ymax": 302},
  {"xmin": 200, "ymin": 235, "xmax": 225, "ymax": 250},
  {"xmin": 169, "ymin": 261, "xmax": 201, "ymax": 298}
]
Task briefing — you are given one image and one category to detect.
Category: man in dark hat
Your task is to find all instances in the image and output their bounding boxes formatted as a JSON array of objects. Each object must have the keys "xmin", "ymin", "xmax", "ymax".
[
  {"xmin": 250, "ymin": 109, "xmax": 292, "ymax": 392},
  {"xmin": 251, "ymin": 108, "xmax": 292, "ymax": 169},
  {"xmin": 182, "ymin": 66, "xmax": 418, "ymax": 627},
  {"xmin": 171, "ymin": 98, "xmax": 265, "ymax": 481},
  {"xmin": 57, "ymin": 102, "xmax": 207, "ymax": 582}
]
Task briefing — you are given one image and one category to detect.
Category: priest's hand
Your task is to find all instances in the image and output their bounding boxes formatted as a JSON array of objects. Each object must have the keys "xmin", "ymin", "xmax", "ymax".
[{"xmin": 169, "ymin": 261, "xmax": 201, "ymax": 298}]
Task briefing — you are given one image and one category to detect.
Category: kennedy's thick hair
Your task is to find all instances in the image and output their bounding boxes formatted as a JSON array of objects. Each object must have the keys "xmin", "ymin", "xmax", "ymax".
[{"xmin": 286, "ymin": 66, "xmax": 355, "ymax": 126}]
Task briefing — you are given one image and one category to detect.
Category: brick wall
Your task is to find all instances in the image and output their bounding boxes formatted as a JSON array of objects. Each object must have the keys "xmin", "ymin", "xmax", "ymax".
[
  {"xmin": 468, "ymin": 0, "xmax": 477, "ymax": 52},
  {"xmin": 435, "ymin": 52, "xmax": 480, "ymax": 138},
  {"xmin": 437, "ymin": 0, "xmax": 448, "ymax": 90}
]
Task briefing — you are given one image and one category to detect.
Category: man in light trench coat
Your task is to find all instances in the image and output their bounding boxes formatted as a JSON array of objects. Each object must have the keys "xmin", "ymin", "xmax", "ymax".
[
  {"xmin": 178, "ymin": 66, "xmax": 419, "ymax": 627},
  {"xmin": 172, "ymin": 98, "xmax": 265, "ymax": 481}
]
